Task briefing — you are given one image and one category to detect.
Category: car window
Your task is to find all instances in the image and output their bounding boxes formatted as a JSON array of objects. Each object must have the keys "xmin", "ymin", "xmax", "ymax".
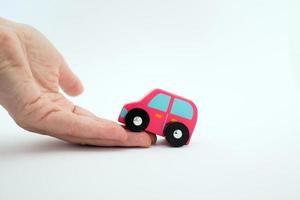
[
  {"xmin": 171, "ymin": 98, "xmax": 193, "ymax": 119},
  {"xmin": 148, "ymin": 93, "xmax": 171, "ymax": 112}
]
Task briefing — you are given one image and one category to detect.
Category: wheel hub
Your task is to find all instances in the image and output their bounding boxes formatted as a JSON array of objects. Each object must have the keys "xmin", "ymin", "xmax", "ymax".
[
  {"xmin": 133, "ymin": 116, "xmax": 143, "ymax": 126},
  {"xmin": 173, "ymin": 129, "xmax": 183, "ymax": 139}
]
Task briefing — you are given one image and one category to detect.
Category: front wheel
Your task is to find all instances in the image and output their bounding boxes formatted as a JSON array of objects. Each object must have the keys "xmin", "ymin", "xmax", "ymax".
[
  {"xmin": 125, "ymin": 108, "xmax": 150, "ymax": 132},
  {"xmin": 164, "ymin": 122, "xmax": 190, "ymax": 147}
]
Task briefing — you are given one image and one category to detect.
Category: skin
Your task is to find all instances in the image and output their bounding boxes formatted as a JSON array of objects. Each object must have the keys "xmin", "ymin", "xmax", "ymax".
[{"xmin": 0, "ymin": 17, "xmax": 156, "ymax": 147}]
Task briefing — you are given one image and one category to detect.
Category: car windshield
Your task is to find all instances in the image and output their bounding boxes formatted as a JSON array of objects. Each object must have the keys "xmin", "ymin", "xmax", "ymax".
[{"xmin": 148, "ymin": 93, "xmax": 171, "ymax": 112}]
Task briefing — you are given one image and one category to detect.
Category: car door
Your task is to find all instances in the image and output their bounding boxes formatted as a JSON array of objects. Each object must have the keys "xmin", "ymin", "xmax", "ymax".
[
  {"xmin": 167, "ymin": 97, "xmax": 194, "ymax": 125},
  {"xmin": 146, "ymin": 93, "xmax": 171, "ymax": 136}
]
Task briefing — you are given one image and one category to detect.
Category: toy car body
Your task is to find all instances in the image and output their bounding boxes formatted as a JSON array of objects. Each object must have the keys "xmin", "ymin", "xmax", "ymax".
[{"xmin": 118, "ymin": 89, "xmax": 198, "ymax": 147}]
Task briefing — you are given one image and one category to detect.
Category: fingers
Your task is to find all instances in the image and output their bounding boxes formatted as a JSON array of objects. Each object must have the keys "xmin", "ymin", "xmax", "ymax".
[
  {"xmin": 69, "ymin": 106, "xmax": 157, "ymax": 147},
  {"xmin": 39, "ymin": 110, "xmax": 128, "ymax": 142},
  {"xmin": 55, "ymin": 132, "xmax": 157, "ymax": 148},
  {"xmin": 118, "ymin": 131, "xmax": 156, "ymax": 147},
  {"xmin": 58, "ymin": 62, "xmax": 83, "ymax": 96}
]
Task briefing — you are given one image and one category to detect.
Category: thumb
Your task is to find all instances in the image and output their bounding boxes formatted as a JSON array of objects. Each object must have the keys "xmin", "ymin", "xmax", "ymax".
[{"xmin": 59, "ymin": 62, "xmax": 84, "ymax": 96}]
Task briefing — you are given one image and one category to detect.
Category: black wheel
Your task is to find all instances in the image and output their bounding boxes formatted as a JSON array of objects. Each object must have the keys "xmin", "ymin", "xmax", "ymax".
[
  {"xmin": 125, "ymin": 108, "xmax": 150, "ymax": 132},
  {"xmin": 164, "ymin": 122, "xmax": 190, "ymax": 147}
]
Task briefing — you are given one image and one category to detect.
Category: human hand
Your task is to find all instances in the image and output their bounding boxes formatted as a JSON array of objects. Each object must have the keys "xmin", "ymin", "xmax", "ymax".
[{"xmin": 0, "ymin": 18, "xmax": 156, "ymax": 147}]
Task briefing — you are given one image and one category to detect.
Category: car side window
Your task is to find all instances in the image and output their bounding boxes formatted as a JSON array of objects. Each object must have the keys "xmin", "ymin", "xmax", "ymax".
[
  {"xmin": 148, "ymin": 93, "xmax": 171, "ymax": 112},
  {"xmin": 171, "ymin": 98, "xmax": 193, "ymax": 119}
]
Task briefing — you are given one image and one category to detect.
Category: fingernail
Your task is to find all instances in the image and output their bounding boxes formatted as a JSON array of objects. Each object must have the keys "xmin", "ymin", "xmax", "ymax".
[{"xmin": 149, "ymin": 133, "xmax": 157, "ymax": 145}]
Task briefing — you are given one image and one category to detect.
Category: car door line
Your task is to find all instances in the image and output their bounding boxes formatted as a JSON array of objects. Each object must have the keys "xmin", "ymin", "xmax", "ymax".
[{"xmin": 162, "ymin": 113, "xmax": 169, "ymax": 129}]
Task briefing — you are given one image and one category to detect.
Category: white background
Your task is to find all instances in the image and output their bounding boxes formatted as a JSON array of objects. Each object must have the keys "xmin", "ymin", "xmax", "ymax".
[{"xmin": 1, "ymin": 0, "xmax": 300, "ymax": 199}]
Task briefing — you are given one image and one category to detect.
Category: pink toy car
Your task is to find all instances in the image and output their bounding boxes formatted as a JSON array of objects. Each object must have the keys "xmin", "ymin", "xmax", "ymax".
[{"xmin": 118, "ymin": 89, "xmax": 198, "ymax": 147}]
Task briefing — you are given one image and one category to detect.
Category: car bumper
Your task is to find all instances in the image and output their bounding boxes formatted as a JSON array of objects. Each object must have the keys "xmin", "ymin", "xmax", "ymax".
[{"xmin": 118, "ymin": 107, "xmax": 128, "ymax": 123}]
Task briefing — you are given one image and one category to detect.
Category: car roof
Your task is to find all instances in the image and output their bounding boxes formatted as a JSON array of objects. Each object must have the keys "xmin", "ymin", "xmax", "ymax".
[{"xmin": 149, "ymin": 88, "xmax": 196, "ymax": 106}]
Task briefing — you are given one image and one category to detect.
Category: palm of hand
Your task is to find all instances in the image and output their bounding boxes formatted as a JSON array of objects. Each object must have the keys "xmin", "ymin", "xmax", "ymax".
[{"xmin": 0, "ymin": 19, "xmax": 155, "ymax": 147}]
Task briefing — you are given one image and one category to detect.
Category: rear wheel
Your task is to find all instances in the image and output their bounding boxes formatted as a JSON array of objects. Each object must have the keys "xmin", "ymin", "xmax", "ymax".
[
  {"xmin": 164, "ymin": 122, "xmax": 189, "ymax": 147},
  {"xmin": 125, "ymin": 109, "xmax": 150, "ymax": 132}
]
